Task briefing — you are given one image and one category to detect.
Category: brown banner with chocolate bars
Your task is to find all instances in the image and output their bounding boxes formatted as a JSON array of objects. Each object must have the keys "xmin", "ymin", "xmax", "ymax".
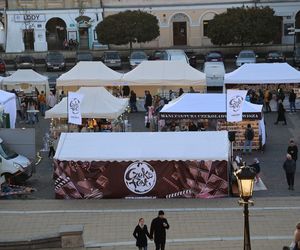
[{"xmin": 54, "ymin": 160, "xmax": 228, "ymax": 199}]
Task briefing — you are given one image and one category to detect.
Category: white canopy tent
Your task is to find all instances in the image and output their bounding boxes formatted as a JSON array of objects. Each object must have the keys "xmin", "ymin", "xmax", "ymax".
[
  {"xmin": 122, "ymin": 61, "xmax": 206, "ymax": 86},
  {"xmin": 2, "ymin": 69, "xmax": 49, "ymax": 94},
  {"xmin": 160, "ymin": 93, "xmax": 262, "ymax": 115},
  {"xmin": 224, "ymin": 63, "xmax": 300, "ymax": 84},
  {"xmin": 56, "ymin": 61, "xmax": 123, "ymax": 87},
  {"xmin": 0, "ymin": 90, "xmax": 16, "ymax": 128},
  {"xmin": 45, "ymin": 87, "xmax": 128, "ymax": 119},
  {"xmin": 55, "ymin": 131, "xmax": 229, "ymax": 162}
]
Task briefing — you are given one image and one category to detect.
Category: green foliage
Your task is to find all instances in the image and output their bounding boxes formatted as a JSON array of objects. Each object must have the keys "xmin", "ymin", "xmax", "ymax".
[
  {"xmin": 207, "ymin": 7, "xmax": 281, "ymax": 46},
  {"xmin": 96, "ymin": 10, "xmax": 160, "ymax": 48}
]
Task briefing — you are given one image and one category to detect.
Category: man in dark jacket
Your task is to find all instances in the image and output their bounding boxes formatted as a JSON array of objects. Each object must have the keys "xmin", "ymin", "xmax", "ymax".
[
  {"xmin": 283, "ymin": 154, "xmax": 296, "ymax": 190},
  {"xmin": 289, "ymin": 89, "xmax": 297, "ymax": 113},
  {"xmin": 274, "ymin": 100, "xmax": 287, "ymax": 125},
  {"xmin": 150, "ymin": 210, "xmax": 170, "ymax": 250},
  {"xmin": 287, "ymin": 139, "xmax": 298, "ymax": 164},
  {"xmin": 144, "ymin": 90, "xmax": 152, "ymax": 112}
]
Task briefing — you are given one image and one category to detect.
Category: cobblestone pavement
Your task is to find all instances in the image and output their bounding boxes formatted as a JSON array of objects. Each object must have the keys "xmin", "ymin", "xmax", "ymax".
[{"xmin": 0, "ymin": 198, "xmax": 299, "ymax": 249}]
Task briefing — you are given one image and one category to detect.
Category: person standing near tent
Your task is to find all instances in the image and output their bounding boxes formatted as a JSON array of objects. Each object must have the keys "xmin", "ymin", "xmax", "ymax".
[
  {"xmin": 289, "ymin": 89, "xmax": 297, "ymax": 113},
  {"xmin": 283, "ymin": 153, "xmax": 296, "ymax": 190},
  {"xmin": 178, "ymin": 88, "xmax": 184, "ymax": 96},
  {"xmin": 274, "ymin": 99, "xmax": 287, "ymax": 125},
  {"xmin": 264, "ymin": 88, "xmax": 272, "ymax": 112},
  {"xmin": 150, "ymin": 210, "xmax": 169, "ymax": 250},
  {"xmin": 47, "ymin": 91, "xmax": 57, "ymax": 110},
  {"xmin": 38, "ymin": 91, "xmax": 46, "ymax": 116},
  {"xmin": 130, "ymin": 90, "xmax": 137, "ymax": 113},
  {"xmin": 133, "ymin": 218, "xmax": 151, "ymax": 250},
  {"xmin": 243, "ymin": 124, "xmax": 254, "ymax": 154},
  {"xmin": 144, "ymin": 91, "xmax": 152, "ymax": 112}
]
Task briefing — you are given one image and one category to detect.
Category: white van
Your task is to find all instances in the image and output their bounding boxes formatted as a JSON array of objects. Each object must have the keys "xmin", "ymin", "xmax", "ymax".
[
  {"xmin": 0, "ymin": 138, "xmax": 32, "ymax": 184},
  {"xmin": 203, "ymin": 62, "xmax": 225, "ymax": 87},
  {"xmin": 165, "ymin": 49, "xmax": 189, "ymax": 64}
]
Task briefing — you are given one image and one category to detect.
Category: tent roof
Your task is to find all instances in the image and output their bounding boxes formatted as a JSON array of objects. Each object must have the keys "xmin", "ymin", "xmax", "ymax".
[
  {"xmin": 224, "ymin": 63, "xmax": 300, "ymax": 84},
  {"xmin": 160, "ymin": 93, "xmax": 262, "ymax": 114},
  {"xmin": 56, "ymin": 61, "xmax": 123, "ymax": 87},
  {"xmin": 0, "ymin": 90, "xmax": 15, "ymax": 104},
  {"xmin": 55, "ymin": 131, "xmax": 229, "ymax": 161},
  {"xmin": 3, "ymin": 69, "xmax": 48, "ymax": 85},
  {"xmin": 122, "ymin": 61, "xmax": 206, "ymax": 86},
  {"xmin": 45, "ymin": 87, "xmax": 128, "ymax": 119}
]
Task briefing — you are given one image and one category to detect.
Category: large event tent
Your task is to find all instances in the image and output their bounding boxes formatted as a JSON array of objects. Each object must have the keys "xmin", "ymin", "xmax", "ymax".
[
  {"xmin": 122, "ymin": 60, "xmax": 206, "ymax": 86},
  {"xmin": 45, "ymin": 87, "xmax": 128, "ymax": 119},
  {"xmin": 56, "ymin": 61, "xmax": 123, "ymax": 87},
  {"xmin": 224, "ymin": 63, "xmax": 300, "ymax": 84},
  {"xmin": 0, "ymin": 90, "xmax": 16, "ymax": 128},
  {"xmin": 2, "ymin": 69, "xmax": 49, "ymax": 94}
]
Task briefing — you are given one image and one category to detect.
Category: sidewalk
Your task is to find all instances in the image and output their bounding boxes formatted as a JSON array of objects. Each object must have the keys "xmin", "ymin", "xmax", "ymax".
[{"xmin": 0, "ymin": 197, "xmax": 298, "ymax": 249}]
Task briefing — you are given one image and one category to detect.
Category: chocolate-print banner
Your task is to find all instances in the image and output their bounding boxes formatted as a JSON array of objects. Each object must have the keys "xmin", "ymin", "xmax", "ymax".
[{"xmin": 54, "ymin": 160, "xmax": 228, "ymax": 199}]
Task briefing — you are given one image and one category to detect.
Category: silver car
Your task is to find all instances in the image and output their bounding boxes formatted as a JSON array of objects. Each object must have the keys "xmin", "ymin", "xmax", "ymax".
[
  {"xmin": 235, "ymin": 50, "xmax": 257, "ymax": 67},
  {"xmin": 129, "ymin": 51, "xmax": 148, "ymax": 69},
  {"xmin": 102, "ymin": 51, "xmax": 122, "ymax": 69}
]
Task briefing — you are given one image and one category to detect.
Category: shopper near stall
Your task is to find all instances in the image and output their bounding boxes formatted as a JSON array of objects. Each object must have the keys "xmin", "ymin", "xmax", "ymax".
[
  {"xmin": 189, "ymin": 87, "xmax": 195, "ymax": 93},
  {"xmin": 277, "ymin": 87, "xmax": 285, "ymax": 102},
  {"xmin": 243, "ymin": 124, "xmax": 254, "ymax": 154},
  {"xmin": 122, "ymin": 85, "xmax": 130, "ymax": 97},
  {"xmin": 250, "ymin": 158, "xmax": 260, "ymax": 183},
  {"xmin": 144, "ymin": 91, "xmax": 152, "ymax": 112},
  {"xmin": 150, "ymin": 210, "xmax": 170, "ymax": 250},
  {"xmin": 47, "ymin": 91, "xmax": 57, "ymax": 110},
  {"xmin": 48, "ymin": 134, "xmax": 58, "ymax": 159},
  {"xmin": 59, "ymin": 91, "xmax": 66, "ymax": 101},
  {"xmin": 274, "ymin": 100, "xmax": 287, "ymax": 125},
  {"xmin": 287, "ymin": 139, "xmax": 298, "ymax": 164},
  {"xmin": 264, "ymin": 88, "xmax": 272, "ymax": 112},
  {"xmin": 178, "ymin": 88, "xmax": 184, "ymax": 96},
  {"xmin": 133, "ymin": 218, "xmax": 151, "ymax": 250},
  {"xmin": 283, "ymin": 154, "xmax": 296, "ymax": 190},
  {"xmin": 289, "ymin": 89, "xmax": 297, "ymax": 113},
  {"xmin": 38, "ymin": 91, "xmax": 46, "ymax": 116},
  {"xmin": 130, "ymin": 90, "xmax": 137, "ymax": 113}
]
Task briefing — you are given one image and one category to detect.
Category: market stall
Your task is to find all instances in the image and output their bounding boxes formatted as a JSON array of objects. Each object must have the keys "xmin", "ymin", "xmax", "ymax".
[
  {"xmin": 54, "ymin": 131, "xmax": 230, "ymax": 199},
  {"xmin": 45, "ymin": 87, "xmax": 129, "ymax": 133},
  {"xmin": 56, "ymin": 61, "xmax": 123, "ymax": 92},
  {"xmin": 2, "ymin": 69, "xmax": 49, "ymax": 97},
  {"xmin": 159, "ymin": 93, "xmax": 265, "ymax": 150},
  {"xmin": 122, "ymin": 60, "xmax": 206, "ymax": 98},
  {"xmin": 224, "ymin": 63, "xmax": 300, "ymax": 110},
  {"xmin": 0, "ymin": 90, "xmax": 16, "ymax": 128}
]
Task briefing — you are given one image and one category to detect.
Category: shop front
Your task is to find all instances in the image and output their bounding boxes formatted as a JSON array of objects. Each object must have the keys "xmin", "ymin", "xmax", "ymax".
[
  {"xmin": 6, "ymin": 9, "xmax": 102, "ymax": 52},
  {"xmin": 54, "ymin": 131, "xmax": 230, "ymax": 199}
]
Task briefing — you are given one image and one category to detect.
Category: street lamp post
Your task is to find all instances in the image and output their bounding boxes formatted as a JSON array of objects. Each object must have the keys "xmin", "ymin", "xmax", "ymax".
[{"xmin": 234, "ymin": 164, "xmax": 256, "ymax": 250}]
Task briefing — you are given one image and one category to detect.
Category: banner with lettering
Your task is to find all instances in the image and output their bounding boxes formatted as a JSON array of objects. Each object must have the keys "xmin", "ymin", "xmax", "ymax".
[
  {"xmin": 68, "ymin": 92, "xmax": 83, "ymax": 125},
  {"xmin": 54, "ymin": 160, "xmax": 228, "ymax": 199},
  {"xmin": 226, "ymin": 89, "xmax": 247, "ymax": 122}
]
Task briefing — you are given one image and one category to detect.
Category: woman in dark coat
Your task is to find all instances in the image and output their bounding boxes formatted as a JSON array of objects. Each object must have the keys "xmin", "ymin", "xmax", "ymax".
[
  {"xmin": 274, "ymin": 99, "xmax": 287, "ymax": 125},
  {"xmin": 133, "ymin": 218, "xmax": 151, "ymax": 250}
]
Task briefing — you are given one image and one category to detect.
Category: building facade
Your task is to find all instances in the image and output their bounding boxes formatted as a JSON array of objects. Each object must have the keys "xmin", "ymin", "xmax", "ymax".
[
  {"xmin": 4, "ymin": 0, "xmax": 300, "ymax": 52},
  {"xmin": 6, "ymin": 0, "xmax": 104, "ymax": 52}
]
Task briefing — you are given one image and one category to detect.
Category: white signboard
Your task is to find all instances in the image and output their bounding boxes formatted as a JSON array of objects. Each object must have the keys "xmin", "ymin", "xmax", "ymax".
[
  {"xmin": 226, "ymin": 89, "xmax": 247, "ymax": 122},
  {"xmin": 14, "ymin": 14, "xmax": 46, "ymax": 22},
  {"xmin": 68, "ymin": 92, "xmax": 83, "ymax": 125}
]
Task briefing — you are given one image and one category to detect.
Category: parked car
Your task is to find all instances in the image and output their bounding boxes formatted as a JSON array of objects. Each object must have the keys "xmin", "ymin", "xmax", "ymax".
[
  {"xmin": 293, "ymin": 47, "xmax": 300, "ymax": 67},
  {"xmin": 265, "ymin": 51, "xmax": 285, "ymax": 63},
  {"xmin": 0, "ymin": 58, "xmax": 6, "ymax": 73},
  {"xmin": 102, "ymin": 51, "xmax": 122, "ymax": 69},
  {"xmin": 129, "ymin": 51, "xmax": 148, "ymax": 68},
  {"xmin": 149, "ymin": 50, "xmax": 168, "ymax": 60},
  {"xmin": 165, "ymin": 49, "xmax": 189, "ymax": 64},
  {"xmin": 203, "ymin": 62, "xmax": 225, "ymax": 87},
  {"xmin": 15, "ymin": 55, "xmax": 35, "ymax": 70},
  {"xmin": 45, "ymin": 52, "xmax": 66, "ymax": 71},
  {"xmin": 76, "ymin": 52, "xmax": 93, "ymax": 63},
  {"xmin": 0, "ymin": 137, "xmax": 33, "ymax": 184},
  {"xmin": 205, "ymin": 51, "xmax": 224, "ymax": 62},
  {"xmin": 235, "ymin": 50, "xmax": 257, "ymax": 67}
]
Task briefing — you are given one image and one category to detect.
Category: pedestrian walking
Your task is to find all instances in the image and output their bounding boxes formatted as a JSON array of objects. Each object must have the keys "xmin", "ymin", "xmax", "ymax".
[
  {"xmin": 264, "ymin": 88, "xmax": 272, "ymax": 112},
  {"xmin": 287, "ymin": 139, "xmax": 298, "ymax": 164},
  {"xmin": 133, "ymin": 218, "xmax": 151, "ymax": 250},
  {"xmin": 285, "ymin": 222, "xmax": 300, "ymax": 250},
  {"xmin": 47, "ymin": 91, "xmax": 57, "ymax": 110},
  {"xmin": 48, "ymin": 134, "xmax": 58, "ymax": 159},
  {"xmin": 274, "ymin": 99, "xmax": 287, "ymax": 125},
  {"xmin": 38, "ymin": 91, "xmax": 46, "ymax": 116},
  {"xmin": 243, "ymin": 124, "xmax": 254, "ymax": 154},
  {"xmin": 283, "ymin": 154, "xmax": 296, "ymax": 190},
  {"xmin": 150, "ymin": 210, "xmax": 169, "ymax": 250},
  {"xmin": 130, "ymin": 90, "xmax": 137, "ymax": 112},
  {"xmin": 289, "ymin": 89, "xmax": 297, "ymax": 113}
]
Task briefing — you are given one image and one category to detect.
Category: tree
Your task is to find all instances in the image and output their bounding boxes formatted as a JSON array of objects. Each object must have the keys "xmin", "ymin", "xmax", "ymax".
[
  {"xmin": 207, "ymin": 7, "xmax": 281, "ymax": 46},
  {"xmin": 96, "ymin": 10, "xmax": 160, "ymax": 49}
]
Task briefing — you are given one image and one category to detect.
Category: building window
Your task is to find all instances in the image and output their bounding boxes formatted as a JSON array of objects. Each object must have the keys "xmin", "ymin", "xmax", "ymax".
[{"xmin": 203, "ymin": 20, "xmax": 210, "ymax": 37}]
